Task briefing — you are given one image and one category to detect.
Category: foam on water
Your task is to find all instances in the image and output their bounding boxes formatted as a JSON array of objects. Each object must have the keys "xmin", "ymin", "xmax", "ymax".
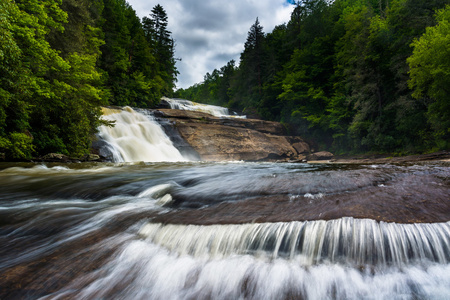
[
  {"xmin": 98, "ymin": 107, "xmax": 187, "ymax": 162},
  {"xmin": 1, "ymin": 161, "xmax": 449, "ymax": 299},
  {"xmin": 163, "ymin": 97, "xmax": 246, "ymax": 119},
  {"xmin": 138, "ymin": 218, "xmax": 450, "ymax": 265},
  {"xmin": 45, "ymin": 219, "xmax": 450, "ymax": 300}
]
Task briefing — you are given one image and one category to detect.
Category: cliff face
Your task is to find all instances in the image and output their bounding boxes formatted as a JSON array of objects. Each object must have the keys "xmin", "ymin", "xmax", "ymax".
[{"xmin": 154, "ymin": 109, "xmax": 311, "ymax": 161}]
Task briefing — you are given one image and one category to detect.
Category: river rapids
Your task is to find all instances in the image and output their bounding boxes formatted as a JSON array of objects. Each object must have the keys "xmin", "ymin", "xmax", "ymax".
[{"xmin": 0, "ymin": 103, "xmax": 449, "ymax": 299}]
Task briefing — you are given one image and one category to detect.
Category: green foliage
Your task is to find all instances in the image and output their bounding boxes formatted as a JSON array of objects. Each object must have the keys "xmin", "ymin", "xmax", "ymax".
[
  {"xmin": 100, "ymin": 1, "xmax": 176, "ymax": 107},
  {"xmin": 408, "ymin": 5, "xmax": 450, "ymax": 148},
  {"xmin": 1, "ymin": 0, "xmax": 179, "ymax": 160},
  {"xmin": 230, "ymin": 18, "xmax": 267, "ymax": 110},
  {"xmin": 12, "ymin": 0, "xmax": 109, "ymax": 157},
  {"xmin": 175, "ymin": 60, "xmax": 236, "ymax": 108},
  {"xmin": 2, "ymin": 0, "xmax": 447, "ymax": 158},
  {"xmin": 0, "ymin": 0, "xmax": 176, "ymax": 159},
  {"xmin": 143, "ymin": 4, "xmax": 179, "ymax": 96},
  {"xmin": 0, "ymin": 0, "xmax": 31, "ymax": 139},
  {"xmin": 0, "ymin": 133, "xmax": 35, "ymax": 159}
]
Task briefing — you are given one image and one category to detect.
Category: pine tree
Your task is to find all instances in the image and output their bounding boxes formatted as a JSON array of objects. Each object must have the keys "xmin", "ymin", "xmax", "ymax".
[
  {"xmin": 143, "ymin": 4, "xmax": 178, "ymax": 95},
  {"xmin": 230, "ymin": 18, "xmax": 266, "ymax": 111}
]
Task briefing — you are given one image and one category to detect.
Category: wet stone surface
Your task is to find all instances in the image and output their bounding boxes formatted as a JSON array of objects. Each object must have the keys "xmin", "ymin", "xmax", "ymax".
[{"xmin": 0, "ymin": 161, "xmax": 449, "ymax": 299}]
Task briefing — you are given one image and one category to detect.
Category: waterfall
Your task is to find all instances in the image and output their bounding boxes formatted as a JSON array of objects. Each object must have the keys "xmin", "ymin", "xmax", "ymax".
[
  {"xmin": 139, "ymin": 218, "xmax": 450, "ymax": 266},
  {"xmin": 162, "ymin": 97, "xmax": 245, "ymax": 118},
  {"xmin": 97, "ymin": 107, "xmax": 187, "ymax": 162},
  {"xmin": 54, "ymin": 218, "xmax": 450, "ymax": 299}
]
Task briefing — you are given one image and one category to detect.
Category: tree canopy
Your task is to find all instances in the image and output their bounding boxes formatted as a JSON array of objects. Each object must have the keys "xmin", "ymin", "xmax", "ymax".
[
  {"xmin": 1, "ymin": 0, "xmax": 448, "ymax": 159},
  {"xmin": 408, "ymin": 5, "xmax": 450, "ymax": 147},
  {"xmin": 0, "ymin": 0, "xmax": 178, "ymax": 159}
]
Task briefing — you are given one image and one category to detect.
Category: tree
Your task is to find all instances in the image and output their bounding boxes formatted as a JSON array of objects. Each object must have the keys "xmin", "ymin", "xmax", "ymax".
[
  {"xmin": 5, "ymin": 0, "xmax": 72, "ymax": 157},
  {"xmin": 99, "ymin": 0, "xmax": 165, "ymax": 107},
  {"xmin": 0, "ymin": 0, "xmax": 34, "ymax": 159},
  {"xmin": 408, "ymin": 5, "xmax": 450, "ymax": 148},
  {"xmin": 0, "ymin": 0, "xmax": 109, "ymax": 158},
  {"xmin": 143, "ymin": 4, "xmax": 178, "ymax": 96},
  {"xmin": 386, "ymin": 0, "xmax": 448, "ymax": 152},
  {"xmin": 99, "ymin": 0, "xmax": 132, "ymax": 106},
  {"xmin": 229, "ymin": 18, "xmax": 266, "ymax": 111}
]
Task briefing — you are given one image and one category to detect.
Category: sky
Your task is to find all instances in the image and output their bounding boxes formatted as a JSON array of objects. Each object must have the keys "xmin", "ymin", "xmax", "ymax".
[{"xmin": 126, "ymin": 0, "xmax": 296, "ymax": 89}]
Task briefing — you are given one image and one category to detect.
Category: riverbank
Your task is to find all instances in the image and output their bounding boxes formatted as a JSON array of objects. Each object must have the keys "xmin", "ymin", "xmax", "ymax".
[
  {"xmin": 1, "ymin": 150, "xmax": 449, "ymax": 165},
  {"xmin": 326, "ymin": 150, "xmax": 450, "ymax": 164}
]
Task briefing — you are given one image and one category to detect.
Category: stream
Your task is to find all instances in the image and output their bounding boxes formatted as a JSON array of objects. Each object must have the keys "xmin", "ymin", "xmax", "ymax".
[{"xmin": 0, "ymin": 102, "xmax": 449, "ymax": 299}]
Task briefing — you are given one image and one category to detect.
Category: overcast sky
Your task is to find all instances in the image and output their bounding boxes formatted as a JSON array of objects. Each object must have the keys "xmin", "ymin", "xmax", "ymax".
[{"xmin": 126, "ymin": 0, "xmax": 296, "ymax": 89}]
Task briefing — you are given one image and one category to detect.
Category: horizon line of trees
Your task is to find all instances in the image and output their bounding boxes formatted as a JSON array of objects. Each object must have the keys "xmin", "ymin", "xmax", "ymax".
[
  {"xmin": 1, "ymin": 0, "xmax": 178, "ymax": 159},
  {"xmin": 176, "ymin": 0, "xmax": 450, "ymax": 155}
]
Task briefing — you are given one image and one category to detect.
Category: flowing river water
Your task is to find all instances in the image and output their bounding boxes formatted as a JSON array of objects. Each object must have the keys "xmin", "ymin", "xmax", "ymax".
[{"xmin": 0, "ymin": 102, "xmax": 449, "ymax": 299}]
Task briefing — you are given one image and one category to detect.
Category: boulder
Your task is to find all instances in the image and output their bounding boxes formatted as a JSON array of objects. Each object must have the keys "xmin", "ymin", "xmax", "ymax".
[
  {"xmin": 41, "ymin": 153, "xmax": 70, "ymax": 161},
  {"xmin": 286, "ymin": 137, "xmax": 311, "ymax": 154},
  {"xmin": 155, "ymin": 109, "xmax": 311, "ymax": 162},
  {"xmin": 84, "ymin": 154, "xmax": 101, "ymax": 161},
  {"xmin": 306, "ymin": 151, "xmax": 334, "ymax": 161}
]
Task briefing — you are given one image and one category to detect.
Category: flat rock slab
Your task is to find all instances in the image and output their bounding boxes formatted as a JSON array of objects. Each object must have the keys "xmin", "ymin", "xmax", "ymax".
[
  {"xmin": 152, "ymin": 168, "xmax": 450, "ymax": 225},
  {"xmin": 155, "ymin": 109, "xmax": 310, "ymax": 161}
]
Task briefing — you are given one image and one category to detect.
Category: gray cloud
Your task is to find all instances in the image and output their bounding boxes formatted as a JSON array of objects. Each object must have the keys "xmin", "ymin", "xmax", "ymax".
[{"xmin": 126, "ymin": 0, "xmax": 295, "ymax": 89}]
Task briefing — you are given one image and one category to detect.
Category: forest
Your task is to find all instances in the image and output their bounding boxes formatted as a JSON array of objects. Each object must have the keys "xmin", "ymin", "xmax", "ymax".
[
  {"xmin": 0, "ymin": 0, "xmax": 177, "ymax": 159},
  {"xmin": 176, "ymin": 0, "xmax": 450, "ymax": 154},
  {"xmin": 1, "ymin": 0, "xmax": 449, "ymax": 160}
]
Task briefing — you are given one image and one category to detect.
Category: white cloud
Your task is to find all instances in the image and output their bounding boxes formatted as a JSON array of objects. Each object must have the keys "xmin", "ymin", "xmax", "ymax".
[{"xmin": 126, "ymin": 0, "xmax": 295, "ymax": 89}]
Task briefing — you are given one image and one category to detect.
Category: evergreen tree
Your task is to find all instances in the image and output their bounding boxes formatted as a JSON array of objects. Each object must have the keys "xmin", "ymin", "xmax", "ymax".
[
  {"xmin": 229, "ymin": 18, "xmax": 266, "ymax": 111},
  {"xmin": 143, "ymin": 4, "xmax": 178, "ymax": 96},
  {"xmin": 99, "ymin": 0, "xmax": 164, "ymax": 107},
  {"xmin": 218, "ymin": 60, "xmax": 236, "ymax": 107}
]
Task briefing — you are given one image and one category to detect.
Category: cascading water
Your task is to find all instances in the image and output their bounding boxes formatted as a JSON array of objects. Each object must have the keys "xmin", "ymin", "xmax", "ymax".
[
  {"xmin": 97, "ymin": 107, "xmax": 186, "ymax": 162},
  {"xmin": 0, "ymin": 103, "xmax": 449, "ymax": 299},
  {"xmin": 66, "ymin": 219, "xmax": 449, "ymax": 299},
  {"xmin": 138, "ymin": 219, "xmax": 450, "ymax": 266},
  {"xmin": 162, "ymin": 97, "xmax": 246, "ymax": 118}
]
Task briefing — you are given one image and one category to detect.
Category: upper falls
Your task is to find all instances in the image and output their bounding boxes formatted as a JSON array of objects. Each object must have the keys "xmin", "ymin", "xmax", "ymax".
[
  {"xmin": 162, "ymin": 97, "xmax": 246, "ymax": 118},
  {"xmin": 98, "ymin": 106, "xmax": 186, "ymax": 162},
  {"xmin": 96, "ymin": 98, "xmax": 312, "ymax": 163}
]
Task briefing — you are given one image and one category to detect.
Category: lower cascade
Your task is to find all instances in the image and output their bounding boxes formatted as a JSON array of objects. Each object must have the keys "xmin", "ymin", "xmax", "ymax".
[
  {"xmin": 0, "ymin": 162, "xmax": 449, "ymax": 299},
  {"xmin": 139, "ymin": 218, "xmax": 450, "ymax": 266},
  {"xmin": 98, "ymin": 106, "xmax": 186, "ymax": 162}
]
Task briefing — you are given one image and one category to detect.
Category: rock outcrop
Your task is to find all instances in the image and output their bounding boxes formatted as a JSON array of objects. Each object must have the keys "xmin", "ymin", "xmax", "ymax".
[
  {"xmin": 154, "ymin": 109, "xmax": 311, "ymax": 161},
  {"xmin": 306, "ymin": 151, "xmax": 334, "ymax": 161},
  {"xmin": 34, "ymin": 153, "xmax": 104, "ymax": 163}
]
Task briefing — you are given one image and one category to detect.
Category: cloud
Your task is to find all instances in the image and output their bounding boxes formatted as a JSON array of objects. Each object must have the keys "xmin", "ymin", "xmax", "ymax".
[{"xmin": 126, "ymin": 0, "xmax": 295, "ymax": 89}]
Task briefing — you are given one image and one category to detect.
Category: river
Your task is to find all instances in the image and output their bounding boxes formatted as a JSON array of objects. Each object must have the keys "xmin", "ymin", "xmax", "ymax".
[{"xmin": 0, "ymin": 102, "xmax": 449, "ymax": 299}]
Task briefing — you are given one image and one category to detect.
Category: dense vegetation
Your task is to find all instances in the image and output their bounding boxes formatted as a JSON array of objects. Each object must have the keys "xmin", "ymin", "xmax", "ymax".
[
  {"xmin": 0, "ymin": 0, "xmax": 177, "ymax": 159},
  {"xmin": 1, "ymin": 0, "xmax": 448, "ymax": 159},
  {"xmin": 176, "ymin": 0, "xmax": 450, "ymax": 154}
]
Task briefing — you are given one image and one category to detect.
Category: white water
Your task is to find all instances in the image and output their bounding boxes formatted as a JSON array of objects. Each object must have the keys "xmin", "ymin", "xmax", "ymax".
[
  {"xmin": 98, "ymin": 107, "xmax": 186, "ymax": 162},
  {"xmin": 139, "ymin": 218, "xmax": 450, "ymax": 266},
  {"xmin": 1, "ymin": 162, "xmax": 449, "ymax": 299},
  {"xmin": 163, "ymin": 97, "xmax": 246, "ymax": 118},
  {"xmin": 72, "ymin": 246, "xmax": 450, "ymax": 300},
  {"xmin": 45, "ymin": 218, "xmax": 450, "ymax": 300}
]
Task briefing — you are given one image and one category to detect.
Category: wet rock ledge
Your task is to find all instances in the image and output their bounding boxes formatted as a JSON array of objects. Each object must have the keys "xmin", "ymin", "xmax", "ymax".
[{"xmin": 154, "ymin": 109, "xmax": 313, "ymax": 161}]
